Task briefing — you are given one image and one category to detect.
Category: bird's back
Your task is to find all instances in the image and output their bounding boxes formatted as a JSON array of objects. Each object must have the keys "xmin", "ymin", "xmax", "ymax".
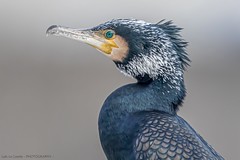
[{"xmin": 133, "ymin": 111, "xmax": 224, "ymax": 160}]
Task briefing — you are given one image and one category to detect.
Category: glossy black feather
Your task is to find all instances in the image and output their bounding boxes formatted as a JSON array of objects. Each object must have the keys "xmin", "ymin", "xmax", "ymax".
[{"xmin": 134, "ymin": 111, "xmax": 224, "ymax": 160}]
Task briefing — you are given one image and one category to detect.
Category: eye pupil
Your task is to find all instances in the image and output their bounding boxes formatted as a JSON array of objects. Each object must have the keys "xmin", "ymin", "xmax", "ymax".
[{"xmin": 105, "ymin": 30, "xmax": 115, "ymax": 39}]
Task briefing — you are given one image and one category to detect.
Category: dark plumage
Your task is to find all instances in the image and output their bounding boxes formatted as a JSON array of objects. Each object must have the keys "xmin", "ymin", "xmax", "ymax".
[{"xmin": 47, "ymin": 19, "xmax": 224, "ymax": 160}]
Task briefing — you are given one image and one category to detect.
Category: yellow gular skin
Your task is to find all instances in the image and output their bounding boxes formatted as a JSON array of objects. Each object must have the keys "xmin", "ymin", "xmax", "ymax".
[{"xmin": 99, "ymin": 39, "xmax": 119, "ymax": 54}]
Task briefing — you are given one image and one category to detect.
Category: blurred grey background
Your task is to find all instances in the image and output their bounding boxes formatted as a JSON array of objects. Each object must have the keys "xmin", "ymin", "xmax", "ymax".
[{"xmin": 0, "ymin": 0, "xmax": 239, "ymax": 159}]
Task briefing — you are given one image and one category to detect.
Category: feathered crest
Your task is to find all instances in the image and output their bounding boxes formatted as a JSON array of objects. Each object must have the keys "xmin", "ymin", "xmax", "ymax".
[{"xmin": 156, "ymin": 20, "xmax": 190, "ymax": 70}]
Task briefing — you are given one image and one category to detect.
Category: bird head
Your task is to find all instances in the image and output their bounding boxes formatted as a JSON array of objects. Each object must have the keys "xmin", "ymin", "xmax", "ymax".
[{"xmin": 47, "ymin": 19, "xmax": 190, "ymax": 85}]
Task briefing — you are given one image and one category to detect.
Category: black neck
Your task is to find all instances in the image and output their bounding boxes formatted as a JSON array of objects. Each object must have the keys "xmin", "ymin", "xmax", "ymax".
[
  {"xmin": 102, "ymin": 76, "xmax": 186, "ymax": 116},
  {"xmin": 135, "ymin": 77, "xmax": 186, "ymax": 114}
]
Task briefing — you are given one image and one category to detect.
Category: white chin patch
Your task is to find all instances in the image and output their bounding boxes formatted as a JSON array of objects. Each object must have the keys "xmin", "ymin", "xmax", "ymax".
[{"xmin": 117, "ymin": 52, "xmax": 183, "ymax": 89}]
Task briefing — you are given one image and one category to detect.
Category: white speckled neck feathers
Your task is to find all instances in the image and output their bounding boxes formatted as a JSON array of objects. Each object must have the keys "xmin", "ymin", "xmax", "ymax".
[{"xmin": 117, "ymin": 51, "xmax": 184, "ymax": 90}]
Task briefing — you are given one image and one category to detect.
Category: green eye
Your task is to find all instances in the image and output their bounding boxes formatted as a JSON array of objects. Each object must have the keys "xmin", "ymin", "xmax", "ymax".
[{"xmin": 105, "ymin": 30, "xmax": 115, "ymax": 39}]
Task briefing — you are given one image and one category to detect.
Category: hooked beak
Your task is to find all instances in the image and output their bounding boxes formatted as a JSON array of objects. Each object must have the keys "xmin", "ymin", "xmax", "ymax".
[{"xmin": 46, "ymin": 25, "xmax": 118, "ymax": 54}]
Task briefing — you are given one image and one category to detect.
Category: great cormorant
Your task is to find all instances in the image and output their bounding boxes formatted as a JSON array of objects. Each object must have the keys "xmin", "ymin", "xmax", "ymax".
[{"xmin": 47, "ymin": 19, "xmax": 224, "ymax": 160}]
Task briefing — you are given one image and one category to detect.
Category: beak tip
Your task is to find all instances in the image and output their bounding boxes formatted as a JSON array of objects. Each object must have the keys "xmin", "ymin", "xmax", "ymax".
[{"xmin": 46, "ymin": 25, "xmax": 59, "ymax": 36}]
